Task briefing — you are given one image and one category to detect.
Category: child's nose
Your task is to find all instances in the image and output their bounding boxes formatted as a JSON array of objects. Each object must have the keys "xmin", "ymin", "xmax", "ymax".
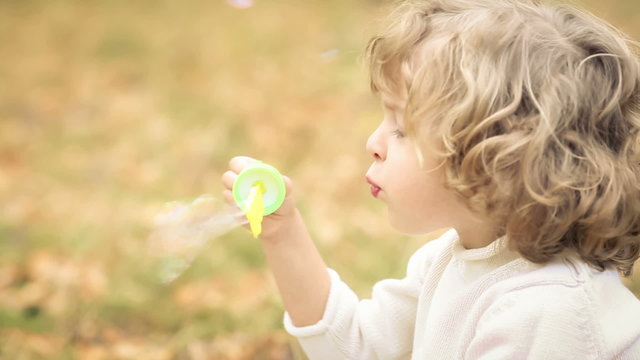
[{"xmin": 366, "ymin": 125, "xmax": 386, "ymax": 161}]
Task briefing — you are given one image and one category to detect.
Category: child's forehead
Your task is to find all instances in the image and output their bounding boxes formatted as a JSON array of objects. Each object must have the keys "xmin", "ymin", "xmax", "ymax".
[{"xmin": 373, "ymin": 34, "xmax": 453, "ymax": 104}]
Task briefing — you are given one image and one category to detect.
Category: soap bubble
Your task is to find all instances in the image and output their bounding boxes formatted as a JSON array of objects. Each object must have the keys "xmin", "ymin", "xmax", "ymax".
[
  {"xmin": 320, "ymin": 48, "xmax": 339, "ymax": 62},
  {"xmin": 148, "ymin": 195, "xmax": 247, "ymax": 283},
  {"xmin": 227, "ymin": 0, "xmax": 254, "ymax": 9}
]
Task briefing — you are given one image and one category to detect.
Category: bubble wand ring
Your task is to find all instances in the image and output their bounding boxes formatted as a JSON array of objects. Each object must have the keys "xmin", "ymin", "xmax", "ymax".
[{"xmin": 232, "ymin": 162, "xmax": 286, "ymax": 238}]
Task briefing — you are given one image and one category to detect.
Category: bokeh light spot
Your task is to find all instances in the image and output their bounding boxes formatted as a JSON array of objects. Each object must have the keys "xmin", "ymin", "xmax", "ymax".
[{"xmin": 227, "ymin": 0, "xmax": 254, "ymax": 9}]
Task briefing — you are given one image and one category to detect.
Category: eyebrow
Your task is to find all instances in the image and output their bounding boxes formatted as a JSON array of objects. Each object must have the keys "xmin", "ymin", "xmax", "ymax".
[
  {"xmin": 382, "ymin": 106, "xmax": 405, "ymax": 129},
  {"xmin": 382, "ymin": 99, "xmax": 401, "ymax": 111},
  {"xmin": 383, "ymin": 101, "xmax": 396, "ymax": 110}
]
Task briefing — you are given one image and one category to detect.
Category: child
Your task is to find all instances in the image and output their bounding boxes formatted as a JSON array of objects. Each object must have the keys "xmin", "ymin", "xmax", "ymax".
[{"xmin": 222, "ymin": 0, "xmax": 640, "ymax": 358}]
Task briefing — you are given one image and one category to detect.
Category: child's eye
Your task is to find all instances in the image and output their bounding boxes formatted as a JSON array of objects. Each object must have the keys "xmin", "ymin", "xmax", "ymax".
[{"xmin": 392, "ymin": 129, "xmax": 405, "ymax": 138}]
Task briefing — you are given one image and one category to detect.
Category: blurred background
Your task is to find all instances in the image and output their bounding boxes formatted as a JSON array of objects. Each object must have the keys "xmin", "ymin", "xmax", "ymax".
[{"xmin": 0, "ymin": 0, "xmax": 638, "ymax": 359}]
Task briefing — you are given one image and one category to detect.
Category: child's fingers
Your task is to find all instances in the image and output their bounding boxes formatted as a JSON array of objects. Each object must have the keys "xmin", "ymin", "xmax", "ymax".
[
  {"xmin": 282, "ymin": 175, "xmax": 294, "ymax": 195},
  {"xmin": 221, "ymin": 170, "xmax": 237, "ymax": 190},
  {"xmin": 222, "ymin": 189, "xmax": 235, "ymax": 206},
  {"xmin": 229, "ymin": 156, "xmax": 259, "ymax": 174}
]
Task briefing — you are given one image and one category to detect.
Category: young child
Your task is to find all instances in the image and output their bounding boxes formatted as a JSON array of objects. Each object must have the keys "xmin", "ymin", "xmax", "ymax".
[{"xmin": 222, "ymin": 0, "xmax": 640, "ymax": 358}]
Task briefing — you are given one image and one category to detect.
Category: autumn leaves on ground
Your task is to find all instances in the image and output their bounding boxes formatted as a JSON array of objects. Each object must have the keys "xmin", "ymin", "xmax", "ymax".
[{"xmin": 1, "ymin": 0, "xmax": 639, "ymax": 359}]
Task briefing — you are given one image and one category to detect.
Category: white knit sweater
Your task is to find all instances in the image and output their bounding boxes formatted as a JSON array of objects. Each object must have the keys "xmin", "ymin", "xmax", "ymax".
[{"xmin": 284, "ymin": 229, "xmax": 640, "ymax": 359}]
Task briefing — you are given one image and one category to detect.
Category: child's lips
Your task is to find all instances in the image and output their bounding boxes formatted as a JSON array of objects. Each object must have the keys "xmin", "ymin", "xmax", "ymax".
[{"xmin": 366, "ymin": 176, "xmax": 382, "ymax": 198}]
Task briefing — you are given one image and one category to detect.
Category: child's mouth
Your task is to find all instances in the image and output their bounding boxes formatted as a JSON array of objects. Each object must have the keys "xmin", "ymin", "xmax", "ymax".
[{"xmin": 366, "ymin": 177, "xmax": 382, "ymax": 198}]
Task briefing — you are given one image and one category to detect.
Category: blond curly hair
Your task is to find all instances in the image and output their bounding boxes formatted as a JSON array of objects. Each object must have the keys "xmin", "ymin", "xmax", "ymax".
[{"xmin": 366, "ymin": 0, "xmax": 640, "ymax": 276}]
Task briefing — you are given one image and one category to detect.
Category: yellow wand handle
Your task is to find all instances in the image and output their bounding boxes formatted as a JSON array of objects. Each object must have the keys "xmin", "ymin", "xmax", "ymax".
[{"xmin": 245, "ymin": 182, "xmax": 265, "ymax": 238}]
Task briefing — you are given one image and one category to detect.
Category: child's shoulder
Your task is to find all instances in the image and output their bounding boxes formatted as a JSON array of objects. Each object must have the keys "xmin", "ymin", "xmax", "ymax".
[
  {"xmin": 489, "ymin": 255, "xmax": 640, "ymax": 317},
  {"xmin": 501, "ymin": 255, "xmax": 638, "ymax": 300},
  {"xmin": 481, "ymin": 257, "xmax": 640, "ymax": 357}
]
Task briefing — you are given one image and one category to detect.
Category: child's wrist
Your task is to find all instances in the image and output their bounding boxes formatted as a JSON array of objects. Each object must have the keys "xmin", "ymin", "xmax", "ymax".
[{"xmin": 259, "ymin": 208, "xmax": 306, "ymax": 245}]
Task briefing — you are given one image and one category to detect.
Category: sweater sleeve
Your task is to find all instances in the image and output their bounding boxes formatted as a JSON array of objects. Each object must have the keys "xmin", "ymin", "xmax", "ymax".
[
  {"xmin": 465, "ymin": 283, "xmax": 600, "ymax": 360},
  {"xmin": 283, "ymin": 241, "xmax": 439, "ymax": 360}
]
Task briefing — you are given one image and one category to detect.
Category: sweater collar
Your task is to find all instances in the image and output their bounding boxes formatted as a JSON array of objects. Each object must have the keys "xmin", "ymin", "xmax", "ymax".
[
  {"xmin": 452, "ymin": 234, "xmax": 509, "ymax": 262},
  {"xmin": 448, "ymin": 229, "xmax": 523, "ymax": 281}
]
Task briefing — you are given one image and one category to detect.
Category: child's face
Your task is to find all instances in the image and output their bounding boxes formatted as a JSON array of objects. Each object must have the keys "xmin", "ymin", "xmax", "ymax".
[{"xmin": 365, "ymin": 97, "xmax": 473, "ymax": 236}]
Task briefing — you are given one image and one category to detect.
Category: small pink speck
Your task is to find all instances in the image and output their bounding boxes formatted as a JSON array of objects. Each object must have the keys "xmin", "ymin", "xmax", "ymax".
[{"xmin": 228, "ymin": 0, "xmax": 254, "ymax": 9}]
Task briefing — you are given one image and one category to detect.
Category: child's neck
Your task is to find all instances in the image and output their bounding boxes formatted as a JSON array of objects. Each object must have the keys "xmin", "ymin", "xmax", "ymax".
[{"xmin": 456, "ymin": 221, "xmax": 499, "ymax": 250}]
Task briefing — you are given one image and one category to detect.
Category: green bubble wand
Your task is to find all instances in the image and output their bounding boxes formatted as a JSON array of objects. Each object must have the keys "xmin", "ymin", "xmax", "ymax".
[{"xmin": 232, "ymin": 162, "xmax": 286, "ymax": 238}]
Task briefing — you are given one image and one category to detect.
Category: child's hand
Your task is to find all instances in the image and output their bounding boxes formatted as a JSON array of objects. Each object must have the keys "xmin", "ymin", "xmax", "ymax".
[
  {"xmin": 221, "ymin": 156, "xmax": 297, "ymax": 241},
  {"xmin": 223, "ymin": 157, "xmax": 329, "ymax": 328}
]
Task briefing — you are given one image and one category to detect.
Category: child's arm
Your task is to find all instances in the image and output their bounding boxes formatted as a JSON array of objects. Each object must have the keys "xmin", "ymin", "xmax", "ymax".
[
  {"xmin": 224, "ymin": 156, "xmax": 428, "ymax": 359},
  {"xmin": 256, "ymin": 209, "xmax": 332, "ymax": 326},
  {"xmin": 222, "ymin": 156, "xmax": 331, "ymax": 327}
]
